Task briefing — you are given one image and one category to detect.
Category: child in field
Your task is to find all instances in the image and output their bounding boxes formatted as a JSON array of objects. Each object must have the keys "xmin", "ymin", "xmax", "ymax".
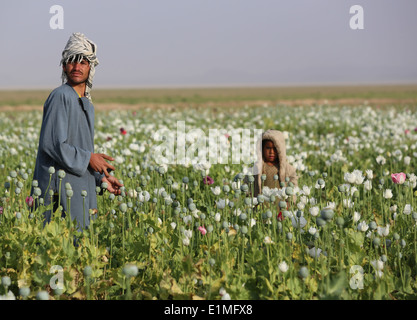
[{"xmin": 245, "ymin": 129, "xmax": 298, "ymax": 201}]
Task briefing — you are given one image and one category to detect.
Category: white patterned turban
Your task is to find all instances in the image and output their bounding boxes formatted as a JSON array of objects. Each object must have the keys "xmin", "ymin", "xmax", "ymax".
[{"xmin": 60, "ymin": 32, "xmax": 99, "ymax": 101}]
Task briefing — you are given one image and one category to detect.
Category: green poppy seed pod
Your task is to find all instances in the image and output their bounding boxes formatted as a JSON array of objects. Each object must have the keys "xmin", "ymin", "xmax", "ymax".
[
  {"xmin": 353, "ymin": 191, "xmax": 360, "ymax": 198},
  {"xmin": 401, "ymin": 239, "xmax": 406, "ymax": 248},
  {"xmin": 109, "ymin": 193, "xmax": 115, "ymax": 201},
  {"xmin": 248, "ymin": 176, "xmax": 255, "ymax": 183},
  {"xmin": 119, "ymin": 203, "xmax": 127, "ymax": 212},
  {"xmin": 16, "ymin": 212, "xmax": 22, "ymax": 219},
  {"xmin": 412, "ymin": 212, "xmax": 417, "ymax": 220},
  {"xmin": 266, "ymin": 210, "xmax": 273, "ymax": 218},
  {"xmin": 338, "ymin": 185, "xmax": 346, "ymax": 193},
  {"xmin": 182, "ymin": 176, "xmax": 189, "ymax": 184},
  {"xmin": 240, "ymin": 226, "xmax": 248, "ymax": 234},
  {"xmin": 280, "ymin": 182, "xmax": 285, "ymax": 188},
  {"xmin": 381, "ymin": 255, "xmax": 388, "ymax": 262},
  {"xmin": 223, "ymin": 185, "xmax": 230, "ymax": 193},
  {"xmin": 393, "ymin": 233, "xmax": 400, "ymax": 240},
  {"xmin": 188, "ymin": 203, "xmax": 196, "ymax": 211},
  {"xmin": 222, "ymin": 221, "xmax": 229, "ymax": 229},
  {"xmin": 48, "ymin": 166, "xmax": 55, "ymax": 174},
  {"xmin": 318, "ymin": 179, "xmax": 325, "ymax": 186},
  {"xmin": 286, "ymin": 232, "xmax": 293, "ymax": 240},
  {"xmin": 322, "ymin": 172, "xmax": 328, "ymax": 178},
  {"xmin": 316, "ymin": 217, "xmax": 327, "ymax": 227},
  {"xmin": 66, "ymin": 189, "xmax": 73, "ymax": 198},
  {"xmin": 233, "ymin": 224, "xmax": 240, "ymax": 232},
  {"xmin": 9, "ymin": 170, "xmax": 17, "ymax": 178},
  {"xmin": 308, "ymin": 171, "xmax": 315, "ymax": 177},
  {"xmin": 296, "ymin": 210, "xmax": 302, "ymax": 218},
  {"xmin": 373, "ymin": 237, "xmax": 381, "ymax": 247},
  {"xmin": 207, "ymin": 225, "xmax": 214, "ymax": 233},
  {"xmin": 1, "ymin": 276, "xmax": 11, "ymax": 287},
  {"xmin": 209, "ymin": 258, "xmax": 216, "ymax": 267},
  {"xmin": 261, "ymin": 174, "xmax": 267, "ymax": 181},
  {"xmin": 4, "ymin": 181, "xmax": 10, "ymax": 189},
  {"xmin": 49, "ymin": 189, "xmax": 55, "ymax": 196},
  {"xmin": 19, "ymin": 287, "xmax": 30, "ymax": 298},
  {"xmin": 83, "ymin": 266, "xmax": 93, "ymax": 277},
  {"xmin": 285, "ymin": 187, "xmax": 294, "ymax": 196},
  {"xmin": 273, "ymin": 174, "xmax": 279, "ymax": 181},
  {"xmin": 22, "ymin": 173, "xmax": 28, "ymax": 181},
  {"xmin": 369, "ymin": 221, "xmax": 377, "ymax": 230},
  {"xmin": 228, "ymin": 201, "xmax": 234, "ymax": 208},
  {"xmin": 17, "ymin": 181, "xmax": 23, "ymax": 189},
  {"xmin": 58, "ymin": 170, "xmax": 66, "ymax": 179},
  {"xmin": 240, "ymin": 184, "xmax": 249, "ymax": 192},
  {"xmin": 101, "ymin": 182, "xmax": 108, "ymax": 189},
  {"xmin": 148, "ymin": 227, "xmax": 154, "ymax": 234},
  {"xmin": 257, "ymin": 195, "xmax": 264, "ymax": 203},
  {"xmin": 95, "ymin": 186, "xmax": 101, "ymax": 194},
  {"xmin": 123, "ymin": 264, "xmax": 139, "ymax": 278},
  {"xmin": 15, "ymin": 187, "xmax": 21, "ymax": 195},
  {"xmin": 81, "ymin": 190, "xmax": 87, "ymax": 197},
  {"xmin": 336, "ymin": 217, "xmax": 345, "ymax": 227},
  {"xmin": 320, "ymin": 208, "xmax": 334, "ymax": 221},
  {"xmin": 285, "ymin": 177, "xmax": 290, "ymax": 182},
  {"xmin": 165, "ymin": 179, "xmax": 172, "ymax": 185},
  {"xmin": 299, "ymin": 266, "xmax": 309, "ymax": 279},
  {"xmin": 279, "ymin": 201, "xmax": 287, "ymax": 209},
  {"xmin": 36, "ymin": 290, "xmax": 49, "ymax": 300},
  {"xmin": 239, "ymin": 213, "xmax": 247, "ymax": 221}
]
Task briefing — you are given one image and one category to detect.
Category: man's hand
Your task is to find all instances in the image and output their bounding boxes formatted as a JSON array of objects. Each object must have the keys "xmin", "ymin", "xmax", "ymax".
[
  {"xmin": 89, "ymin": 153, "xmax": 116, "ymax": 177},
  {"xmin": 102, "ymin": 175, "xmax": 123, "ymax": 195}
]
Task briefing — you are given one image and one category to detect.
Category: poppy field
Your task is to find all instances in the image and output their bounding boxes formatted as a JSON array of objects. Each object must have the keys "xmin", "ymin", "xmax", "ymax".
[{"xmin": 1, "ymin": 90, "xmax": 417, "ymax": 300}]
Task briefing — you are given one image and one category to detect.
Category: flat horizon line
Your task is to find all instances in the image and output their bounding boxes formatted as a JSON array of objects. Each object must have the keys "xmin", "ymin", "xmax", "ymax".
[{"xmin": 1, "ymin": 81, "xmax": 417, "ymax": 91}]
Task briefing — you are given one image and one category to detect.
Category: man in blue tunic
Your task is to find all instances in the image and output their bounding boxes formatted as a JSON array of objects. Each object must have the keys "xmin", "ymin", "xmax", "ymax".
[{"xmin": 32, "ymin": 32, "xmax": 122, "ymax": 229}]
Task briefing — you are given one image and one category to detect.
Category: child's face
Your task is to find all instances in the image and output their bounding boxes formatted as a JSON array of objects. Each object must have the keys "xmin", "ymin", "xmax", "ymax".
[{"xmin": 263, "ymin": 140, "xmax": 278, "ymax": 163}]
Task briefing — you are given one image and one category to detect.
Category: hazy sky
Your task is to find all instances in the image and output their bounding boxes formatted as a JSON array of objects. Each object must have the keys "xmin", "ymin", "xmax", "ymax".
[{"xmin": 1, "ymin": 0, "xmax": 416, "ymax": 89}]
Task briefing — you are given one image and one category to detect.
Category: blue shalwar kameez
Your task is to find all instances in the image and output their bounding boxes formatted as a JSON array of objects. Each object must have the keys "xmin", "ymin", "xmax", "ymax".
[{"xmin": 32, "ymin": 83, "xmax": 103, "ymax": 229}]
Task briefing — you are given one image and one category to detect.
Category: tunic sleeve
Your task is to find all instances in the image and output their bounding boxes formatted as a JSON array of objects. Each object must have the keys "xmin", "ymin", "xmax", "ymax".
[{"xmin": 39, "ymin": 91, "xmax": 91, "ymax": 177}]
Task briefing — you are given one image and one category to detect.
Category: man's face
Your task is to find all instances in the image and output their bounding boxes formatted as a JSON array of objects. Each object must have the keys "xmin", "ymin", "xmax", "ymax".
[{"xmin": 63, "ymin": 57, "xmax": 90, "ymax": 86}]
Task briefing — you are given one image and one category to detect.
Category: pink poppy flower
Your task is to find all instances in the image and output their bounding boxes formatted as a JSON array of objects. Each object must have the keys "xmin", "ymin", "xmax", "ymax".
[
  {"xmin": 203, "ymin": 176, "xmax": 214, "ymax": 185},
  {"xmin": 26, "ymin": 196, "xmax": 34, "ymax": 208},
  {"xmin": 198, "ymin": 226, "xmax": 207, "ymax": 235},
  {"xmin": 391, "ymin": 172, "xmax": 406, "ymax": 184}
]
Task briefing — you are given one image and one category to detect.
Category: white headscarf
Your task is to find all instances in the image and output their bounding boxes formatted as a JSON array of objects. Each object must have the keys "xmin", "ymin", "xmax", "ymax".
[{"xmin": 60, "ymin": 32, "xmax": 99, "ymax": 101}]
